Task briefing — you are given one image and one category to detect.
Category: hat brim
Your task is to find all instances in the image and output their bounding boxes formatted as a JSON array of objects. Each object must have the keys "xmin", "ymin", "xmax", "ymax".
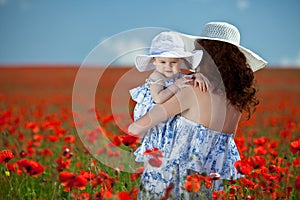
[
  {"xmin": 178, "ymin": 33, "xmax": 267, "ymax": 72},
  {"xmin": 135, "ymin": 50, "xmax": 203, "ymax": 72}
]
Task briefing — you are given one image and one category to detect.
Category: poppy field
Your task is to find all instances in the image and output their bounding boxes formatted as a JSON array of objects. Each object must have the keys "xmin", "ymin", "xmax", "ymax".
[{"xmin": 0, "ymin": 66, "xmax": 299, "ymax": 200}]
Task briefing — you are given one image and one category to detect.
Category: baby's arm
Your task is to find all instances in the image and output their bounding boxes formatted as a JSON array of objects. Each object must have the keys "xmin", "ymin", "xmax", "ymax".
[
  {"xmin": 128, "ymin": 86, "xmax": 192, "ymax": 137},
  {"xmin": 149, "ymin": 71, "xmax": 191, "ymax": 104}
]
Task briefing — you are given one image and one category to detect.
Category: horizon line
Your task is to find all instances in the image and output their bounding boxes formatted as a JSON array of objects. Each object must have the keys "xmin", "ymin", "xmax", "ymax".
[{"xmin": 0, "ymin": 63, "xmax": 299, "ymax": 69}]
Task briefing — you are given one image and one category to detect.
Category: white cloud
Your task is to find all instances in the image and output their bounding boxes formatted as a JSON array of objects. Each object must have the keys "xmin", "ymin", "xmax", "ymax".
[
  {"xmin": 85, "ymin": 28, "xmax": 168, "ymax": 66},
  {"xmin": 236, "ymin": 0, "xmax": 249, "ymax": 10},
  {"xmin": 279, "ymin": 50, "xmax": 300, "ymax": 67},
  {"xmin": 296, "ymin": 52, "xmax": 300, "ymax": 65},
  {"xmin": 93, "ymin": 36, "xmax": 148, "ymax": 66},
  {"xmin": 110, "ymin": 38, "xmax": 148, "ymax": 65}
]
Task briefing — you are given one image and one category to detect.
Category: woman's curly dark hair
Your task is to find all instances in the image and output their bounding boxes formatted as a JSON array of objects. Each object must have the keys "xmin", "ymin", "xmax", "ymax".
[{"xmin": 195, "ymin": 39, "xmax": 259, "ymax": 119}]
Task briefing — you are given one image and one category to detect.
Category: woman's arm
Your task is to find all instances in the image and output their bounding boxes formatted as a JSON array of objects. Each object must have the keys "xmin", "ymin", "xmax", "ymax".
[{"xmin": 128, "ymin": 86, "xmax": 193, "ymax": 137}]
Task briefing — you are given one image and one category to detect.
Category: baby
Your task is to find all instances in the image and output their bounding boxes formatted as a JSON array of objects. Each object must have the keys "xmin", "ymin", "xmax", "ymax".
[
  {"xmin": 130, "ymin": 31, "xmax": 207, "ymax": 165},
  {"xmin": 130, "ymin": 31, "xmax": 206, "ymax": 121}
]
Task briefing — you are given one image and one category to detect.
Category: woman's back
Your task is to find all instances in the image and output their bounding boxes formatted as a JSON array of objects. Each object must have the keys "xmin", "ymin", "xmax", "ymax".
[{"xmin": 180, "ymin": 86, "xmax": 241, "ymax": 134}]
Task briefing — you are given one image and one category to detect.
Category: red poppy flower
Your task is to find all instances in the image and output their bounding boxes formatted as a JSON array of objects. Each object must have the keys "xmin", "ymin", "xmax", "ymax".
[
  {"xmin": 253, "ymin": 146, "xmax": 268, "ymax": 155},
  {"xmin": 184, "ymin": 175, "xmax": 201, "ymax": 192},
  {"xmin": 112, "ymin": 135, "xmax": 122, "ymax": 146},
  {"xmin": 79, "ymin": 170, "xmax": 96, "ymax": 180},
  {"xmin": 33, "ymin": 134, "xmax": 43, "ymax": 141},
  {"xmin": 24, "ymin": 122, "xmax": 39, "ymax": 133},
  {"xmin": 212, "ymin": 190, "xmax": 227, "ymax": 200},
  {"xmin": 56, "ymin": 157, "xmax": 71, "ymax": 171},
  {"xmin": 295, "ymin": 175, "xmax": 300, "ymax": 189},
  {"xmin": 67, "ymin": 175, "xmax": 87, "ymax": 191},
  {"xmin": 184, "ymin": 173, "xmax": 212, "ymax": 191},
  {"xmin": 59, "ymin": 171, "xmax": 75, "ymax": 183},
  {"xmin": 143, "ymin": 147, "xmax": 164, "ymax": 158},
  {"xmin": 91, "ymin": 171, "xmax": 114, "ymax": 190},
  {"xmin": 73, "ymin": 192, "xmax": 90, "ymax": 200},
  {"xmin": 290, "ymin": 139, "xmax": 300, "ymax": 154},
  {"xmin": 267, "ymin": 140, "xmax": 278, "ymax": 149},
  {"xmin": 47, "ymin": 135, "xmax": 59, "ymax": 142},
  {"xmin": 118, "ymin": 191, "xmax": 131, "ymax": 200},
  {"xmin": 203, "ymin": 176, "xmax": 212, "ymax": 189},
  {"xmin": 228, "ymin": 185, "xmax": 241, "ymax": 196},
  {"xmin": 41, "ymin": 148, "xmax": 53, "ymax": 156},
  {"xmin": 293, "ymin": 158, "xmax": 300, "ymax": 167},
  {"xmin": 17, "ymin": 159, "xmax": 44, "ymax": 177},
  {"xmin": 121, "ymin": 134, "xmax": 139, "ymax": 146},
  {"xmin": 148, "ymin": 157, "xmax": 162, "ymax": 168},
  {"xmin": 101, "ymin": 190, "xmax": 112, "ymax": 199},
  {"xmin": 253, "ymin": 137, "xmax": 269, "ymax": 146},
  {"xmin": 18, "ymin": 132, "xmax": 25, "ymax": 142},
  {"xmin": 285, "ymin": 120, "xmax": 296, "ymax": 130},
  {"xmin": 234, "ymin": 137, "xmax": 247, "ymax": 153},
  {"xmin": 55, "ymin": 128, "xmax": 67, "ymax": 137},
  {"xmin": 279, "ymin": 129, "xmax": 291, "ymax": 138},
  {"xmin": 144, "ymin": 148, "xmax": 164, "ymax": 167},
  {"xmin": 63, "ymin": 135, "xmax": 75, "ymax": 144},
  {"xmin": 19, "ymin": 150, "xmax": 28, "ymax": 158},
  {"xmin": 238, "ymin": 177, "xmax": 255, "ymax": 189},
  {"xmin": 59, "ymin": 172, "xmax": 87, "ymax": 192},
  {"xmin": 234, "ymin": 160, "xmax": 253, "ymax": 175},
  {"xmin": 7, "ymin": 163, "xmax": 18, "ymax": 173},
  {"xmin": 248, "ymin": 156, "xmax": 266, "ymax": 169},
  {"xmin": 0, "ymin": 149, "xmax": 14, "ymax": 163}
]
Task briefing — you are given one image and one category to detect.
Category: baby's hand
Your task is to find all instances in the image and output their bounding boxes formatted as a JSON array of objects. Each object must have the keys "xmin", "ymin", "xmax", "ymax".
[
  {"xmin": 193, "ymin": 73, "xmax": 208, "ymax": 92},
  {"xmin": 174, "ymin": 77, "xmax": 192, "ymax": 90}
]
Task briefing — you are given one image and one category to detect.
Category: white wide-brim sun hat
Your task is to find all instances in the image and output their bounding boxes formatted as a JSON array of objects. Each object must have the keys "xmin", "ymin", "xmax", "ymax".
[
  {"xmin": 135, "ymin": 31, "xmax": 203, "ymax": 72},
  {"xmin": 178, "ymin": 22, "xmax": 267, "ymax": 72}
]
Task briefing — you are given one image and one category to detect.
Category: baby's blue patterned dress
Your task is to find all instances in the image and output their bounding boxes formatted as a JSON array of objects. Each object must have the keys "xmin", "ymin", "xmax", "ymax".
[
  {"xmin": 130, "ymin": 73, "xmax": 242, "ymax": 199},
  {"xmin": 129, "ymin": 72, "xmax": 185, "ymax": 162}
]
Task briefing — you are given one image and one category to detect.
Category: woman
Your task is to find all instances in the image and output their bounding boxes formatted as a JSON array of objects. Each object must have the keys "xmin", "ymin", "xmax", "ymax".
[{"xmin": 128, "ymin": 21, "xmax": 267, "ymax": 199}]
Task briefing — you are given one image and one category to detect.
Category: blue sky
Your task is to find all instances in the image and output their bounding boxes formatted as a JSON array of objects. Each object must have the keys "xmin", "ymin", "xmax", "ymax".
[{"xmin": 0, "ymin": 0, "xmax": 299, "ymax": 67}]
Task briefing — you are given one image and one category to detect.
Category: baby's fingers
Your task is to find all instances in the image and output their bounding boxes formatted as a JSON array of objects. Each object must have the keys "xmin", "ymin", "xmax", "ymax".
[
  {"xmin": 193, "ymin": 80, "xmax": 199, "ymax": 88},
  {"xmin": 193, "ymin": 80, "xmax": 202, "ymax": 88},
  {"xmin": 200, "ymin": 82, "xmax": 208, "ymax": 92}
]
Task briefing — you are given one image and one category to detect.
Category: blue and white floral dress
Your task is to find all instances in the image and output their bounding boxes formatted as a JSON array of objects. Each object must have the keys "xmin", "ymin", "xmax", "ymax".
[
  {"xmin": 129, "ymin": 72, "xmax": 185, "ymax": 162},
  {"xmin": 130, "ymin": 73, "xmax": 242, "ymax": 199},
  {"xmin": 137, "ymin": 116, "xmax": 242, "ymax": 199}
]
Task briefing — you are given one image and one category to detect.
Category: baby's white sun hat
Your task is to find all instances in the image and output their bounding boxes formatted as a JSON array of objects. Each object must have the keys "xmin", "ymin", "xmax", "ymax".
[
  {"xmin": 135, "ymin": 31, "xmax": 203, "ymax": 72},
  {"xmin": 179, "ymin": 22, "xmax": 267, "ymax": 72}
]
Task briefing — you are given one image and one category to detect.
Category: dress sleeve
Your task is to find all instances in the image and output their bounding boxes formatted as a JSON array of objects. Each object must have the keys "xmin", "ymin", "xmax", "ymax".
[{"xmin": 129, "ymin": 84, "xmax": 149, "ymax": 103}]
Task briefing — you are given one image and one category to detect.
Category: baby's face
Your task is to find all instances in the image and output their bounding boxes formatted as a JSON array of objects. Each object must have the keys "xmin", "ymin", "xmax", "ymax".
[{"xmin": 153, "ymin": 57, "xmax": 183, "ymax": 78}]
